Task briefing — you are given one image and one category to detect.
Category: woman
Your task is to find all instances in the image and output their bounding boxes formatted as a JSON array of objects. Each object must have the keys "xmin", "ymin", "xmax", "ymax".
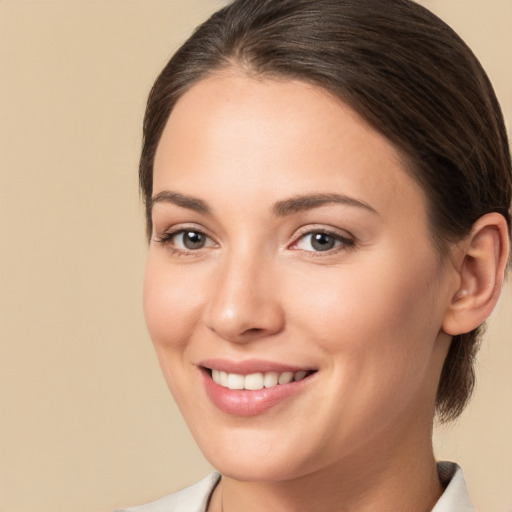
[{"xmin": 119, "ymin": 0, "xmax": 511, "ymax": 510}]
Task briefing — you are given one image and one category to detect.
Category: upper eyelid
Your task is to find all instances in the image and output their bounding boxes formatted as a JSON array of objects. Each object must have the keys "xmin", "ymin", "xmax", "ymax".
[
  {"xmin": 291, "ymin": 225, "xmax": 354, "ymax": 241},
  {"xmin": 154, "ymin": 224, "xmax": 217, "ymax": 247},
  {"xmin": 156, "ymin": 223, "xmax": 213, "ymax": 238}
]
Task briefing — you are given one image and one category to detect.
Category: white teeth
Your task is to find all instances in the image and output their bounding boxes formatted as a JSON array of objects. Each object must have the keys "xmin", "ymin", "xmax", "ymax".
[
  {"xmin": 294, "ymin": 370, "xmax": 307, "ymax": 381},
  {"xmin": 263, "ymin": 372, "xmax": 279, "ymax": 388},
  {"xmin": 219, "ymin": 371, "xmax": 228, "ymax": 387},
  {"xmin": 211, "ymin": 369, "xmax": 310, "ymax": 390},
  {"xmin": 227, "ymin": 373, "xmax": 245, "ymax": 390},
  {"xmin": 278, "ymin": 371, "xmax": 294, "ymax": 384},
  {"xmin": 244, "ymin": 373, "xmax": 264, "ymax": 390}
]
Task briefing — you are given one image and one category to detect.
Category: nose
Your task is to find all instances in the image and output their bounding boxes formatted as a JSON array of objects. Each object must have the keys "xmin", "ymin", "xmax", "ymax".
[{"xmin": 202, "ymin": 252, "xmax": 285, "ymax": 343}]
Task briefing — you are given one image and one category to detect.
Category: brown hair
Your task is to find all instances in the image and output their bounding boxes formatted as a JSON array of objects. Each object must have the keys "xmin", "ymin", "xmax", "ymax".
[{"xmin": 140, "ymin": 0, "xmax": 512, "ymax": 422}]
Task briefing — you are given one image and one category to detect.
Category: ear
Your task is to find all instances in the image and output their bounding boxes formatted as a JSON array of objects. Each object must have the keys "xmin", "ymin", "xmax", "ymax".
[{"xmin": 443, "ymin": 212, "xmax": 510, "ymax": 336}]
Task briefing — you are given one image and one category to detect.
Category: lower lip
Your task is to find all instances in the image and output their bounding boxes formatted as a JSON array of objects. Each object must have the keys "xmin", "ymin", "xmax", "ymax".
[{"xmin": 201, "ymin": 369, "xmax": 313, "ymax": 417}]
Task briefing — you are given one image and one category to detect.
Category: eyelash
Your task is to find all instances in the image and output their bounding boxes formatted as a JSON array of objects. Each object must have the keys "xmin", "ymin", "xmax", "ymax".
[{"xmin": 154, "ymin": 226, "xmax": 355, "ymax": 256}]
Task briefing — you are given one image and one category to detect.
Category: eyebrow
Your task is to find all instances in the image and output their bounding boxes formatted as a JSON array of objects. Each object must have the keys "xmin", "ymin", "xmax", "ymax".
[
  {"xmin": 150, "ymin": 190, "xmax": 211, "ymax": 215},
  {"xmin": 272, "ymin": 193, "xmax": 378, "ymax": 216},
  {"xmin": 150, "ymin": 190, "xmax": 377, "ymax": 217}
]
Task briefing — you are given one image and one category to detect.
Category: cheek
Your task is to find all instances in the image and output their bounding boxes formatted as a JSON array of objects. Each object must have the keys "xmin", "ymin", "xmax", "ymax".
[
  {"xmin": 286, "ymin": 257, "xmax": 444, "ymax": 441},
  {"xmin": 143, "ymin": 257, "xmax": 203, "ymax": 351},
  {"xmin": 142, "ymin": 257, "xmax": 208, "ymax": 413},
  {"xmin": 286, "ymin": 249, "xmax": 444, "ymax": 374}
]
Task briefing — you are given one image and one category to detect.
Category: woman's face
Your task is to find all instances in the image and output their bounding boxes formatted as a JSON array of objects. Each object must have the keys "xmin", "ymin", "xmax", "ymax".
[{"xmin": 144, "ymin": 71, "xmax": 455, "ymax": 482}]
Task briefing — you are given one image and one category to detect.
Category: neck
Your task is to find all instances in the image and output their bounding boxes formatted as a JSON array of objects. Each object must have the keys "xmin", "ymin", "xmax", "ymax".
[{"xmin": 209, "ymin": 419, "xmax": 443, "ymax": 512}]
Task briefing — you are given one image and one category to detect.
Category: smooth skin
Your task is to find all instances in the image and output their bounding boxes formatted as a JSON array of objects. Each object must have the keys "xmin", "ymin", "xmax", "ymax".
[{"xmin": 143, "ymin": 70, "xmax": 509, "ymax": 512}]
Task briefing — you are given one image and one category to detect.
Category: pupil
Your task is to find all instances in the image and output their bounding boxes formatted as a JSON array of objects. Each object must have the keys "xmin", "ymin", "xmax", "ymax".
[
  {"xmin": 184, "ymin": 231, "xmax": 204, "ymax": 249},
  {"xmin": 312, "ymin": 233, "xmax": 335, "ymax": 251}
]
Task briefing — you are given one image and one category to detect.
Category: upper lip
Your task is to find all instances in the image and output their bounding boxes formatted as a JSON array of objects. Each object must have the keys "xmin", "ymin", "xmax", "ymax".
[{"xmin": 199, "ymin": 358, "xmax": 315, "ymax": 375}]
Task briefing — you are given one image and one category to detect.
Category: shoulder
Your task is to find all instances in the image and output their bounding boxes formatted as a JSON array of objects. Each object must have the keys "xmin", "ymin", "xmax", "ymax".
[
  {"xmin": 115, "ymin": 472, "xmax": 221, "ymax": 512},
  {"xmin": 432, "ymin": 462, "xmax": 475, "ymax": 512}
]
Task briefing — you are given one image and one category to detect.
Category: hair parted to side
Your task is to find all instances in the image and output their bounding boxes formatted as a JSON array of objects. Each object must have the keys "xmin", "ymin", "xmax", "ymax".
[{"xmin": 140, "ymin": 0, "xmax": 512, "ymax": 422}]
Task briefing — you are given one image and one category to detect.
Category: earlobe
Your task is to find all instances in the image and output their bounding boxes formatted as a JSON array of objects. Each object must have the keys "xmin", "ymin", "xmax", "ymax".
[{"xmin": 442, "ymin": 213, "xmax": 510, "ymax": 336}]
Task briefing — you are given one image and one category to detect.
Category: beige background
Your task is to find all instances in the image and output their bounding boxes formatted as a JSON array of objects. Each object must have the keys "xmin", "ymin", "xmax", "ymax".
[{"xmin": 0, "ymin": 1, "xmax": 510, "ymax": 511}]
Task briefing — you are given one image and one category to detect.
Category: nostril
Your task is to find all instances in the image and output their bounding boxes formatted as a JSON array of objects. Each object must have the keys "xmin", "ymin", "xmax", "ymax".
[{"xmin": 244, "ymin": 327, "xmax": 264, "ymax": 335}]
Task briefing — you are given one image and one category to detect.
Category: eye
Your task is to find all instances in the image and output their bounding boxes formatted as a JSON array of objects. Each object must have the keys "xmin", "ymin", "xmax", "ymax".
[
  {"xmin": 175, "ymin": 230, "xmax": 208, "ymax": 250},
  {"xmin": 293, "ymin": 230, "xmax": 354, "ymax": 252},
  {"xmin": 155, "ymin": 228, "xmax": 215, "ymax": 252}
]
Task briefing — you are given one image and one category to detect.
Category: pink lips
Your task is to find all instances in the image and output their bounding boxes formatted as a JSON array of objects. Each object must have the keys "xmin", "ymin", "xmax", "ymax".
[{"xmin": 199, "ymin": 359, "xmax": 315, "ymax": 417}]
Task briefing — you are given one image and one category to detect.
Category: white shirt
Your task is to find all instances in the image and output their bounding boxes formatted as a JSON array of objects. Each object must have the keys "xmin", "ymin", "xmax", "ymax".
[{"xmin": 117, "ymin": 461, "xmax": 474, "ymax": 512}]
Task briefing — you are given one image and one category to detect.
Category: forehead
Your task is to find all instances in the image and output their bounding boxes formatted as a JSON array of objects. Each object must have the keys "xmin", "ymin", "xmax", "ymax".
[{"xmin": 153, "ymin": 70, "xmax": 427, "ymax": 223}]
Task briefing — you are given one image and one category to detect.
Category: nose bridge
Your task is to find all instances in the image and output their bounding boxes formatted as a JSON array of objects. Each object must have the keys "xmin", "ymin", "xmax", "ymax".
[{"xmin": 203, "ymin": 243, "xmax": 284, "ymax": 342}]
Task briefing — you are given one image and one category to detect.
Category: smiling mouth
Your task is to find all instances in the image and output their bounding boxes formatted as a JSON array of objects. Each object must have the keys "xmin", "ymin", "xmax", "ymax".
[{"xmin": 205, "ymin": 368, "xmax": 316, "ymax": 390}]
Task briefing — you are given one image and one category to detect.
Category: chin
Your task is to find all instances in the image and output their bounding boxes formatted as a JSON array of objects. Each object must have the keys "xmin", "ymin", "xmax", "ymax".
[
  {"xmin": 211, "ymin": 457, "xmax": 305, "ymax": 483},
  {"xmin": 195, "ymin": 432, "xmax": 319, "ymax": 483}
]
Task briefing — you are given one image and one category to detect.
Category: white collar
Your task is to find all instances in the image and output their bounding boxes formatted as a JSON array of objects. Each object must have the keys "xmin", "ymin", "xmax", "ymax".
[{"xmin": 432, "ymin": 461, "xmax": 475, "ymax": 512}]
